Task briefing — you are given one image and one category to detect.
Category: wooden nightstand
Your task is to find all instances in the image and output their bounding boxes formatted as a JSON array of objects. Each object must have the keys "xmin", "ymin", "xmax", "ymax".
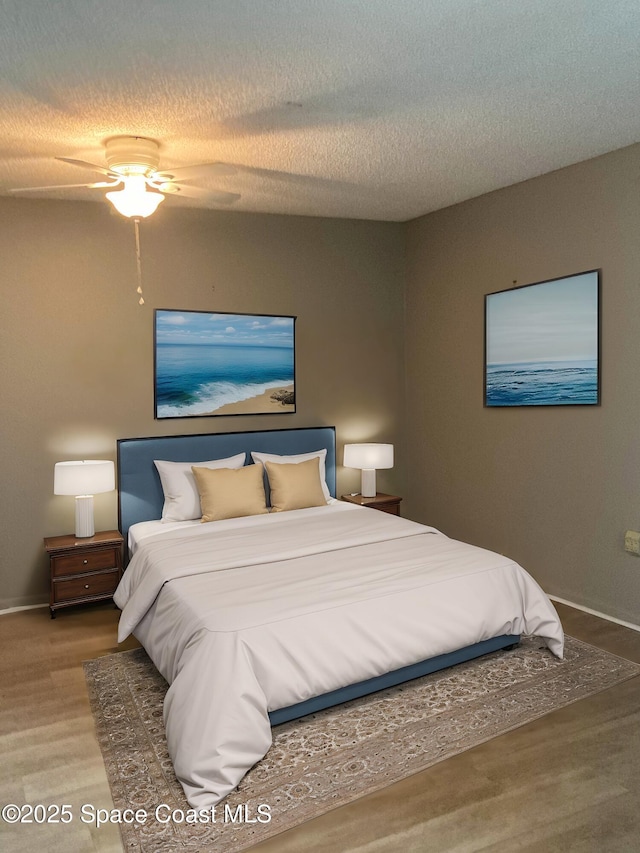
[
  {"xmin": 44, "ymin": 530, "xmax": 123, "ymax": 618},
  {"xmin": 341, "ymin": 493, "xmax": 402, "ymax": 516}
]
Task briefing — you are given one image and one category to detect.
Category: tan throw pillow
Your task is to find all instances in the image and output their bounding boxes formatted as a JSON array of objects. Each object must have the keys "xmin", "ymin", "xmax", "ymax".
[
  {"xmin": 251, "ymin": 449, "xmax": 331, "ymax": 501},
  {"xmin": 191, "ymin": 462, "xmax": 268, "ymax": 522},
  {"xmin": 265, "ymin": 457, "xmax": 327, "ymax": 512}
]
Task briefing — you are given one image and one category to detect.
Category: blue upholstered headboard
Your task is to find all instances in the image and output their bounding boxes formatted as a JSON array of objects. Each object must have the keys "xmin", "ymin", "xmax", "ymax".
[{"xmin": 117, "ymin": 426, "xmax": 336, "ymax": 545}]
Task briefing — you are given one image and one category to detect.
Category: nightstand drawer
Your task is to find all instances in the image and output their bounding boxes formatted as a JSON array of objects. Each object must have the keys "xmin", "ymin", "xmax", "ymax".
[
  {"xmin": 52, "ymin": 569, "xmax": 120, "ymax": 603},
  {"xmin": 51, "ymin": 547, "xmax": 119, "ymax": 578},
  {"xmin": 374, "ymin": 502, "xmax": 400, "ymax": 515}
]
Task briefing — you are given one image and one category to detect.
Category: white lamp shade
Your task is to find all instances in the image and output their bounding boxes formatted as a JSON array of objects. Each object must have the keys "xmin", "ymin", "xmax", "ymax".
[
  {"xmin": 54, "ymin": 460, "xmax": 115, "ymax": 496},
  {"xmin": 106, "ymin": 176, "xmax": 165, "ymax": 218},
  {"xmin": 343, "ymin": 443, "xmax": 394, "ymax": 470}
]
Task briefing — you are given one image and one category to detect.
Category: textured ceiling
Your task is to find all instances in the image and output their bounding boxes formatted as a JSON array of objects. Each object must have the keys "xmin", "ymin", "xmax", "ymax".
[{"xmin": 1, "ymin": 1, "xmax": 639, "ymax": 221}]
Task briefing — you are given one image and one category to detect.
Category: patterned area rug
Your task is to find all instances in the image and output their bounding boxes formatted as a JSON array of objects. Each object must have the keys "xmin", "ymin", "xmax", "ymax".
[{"xmin": 83, "ymin": 636, "xmax": 640, "ymax": 852}]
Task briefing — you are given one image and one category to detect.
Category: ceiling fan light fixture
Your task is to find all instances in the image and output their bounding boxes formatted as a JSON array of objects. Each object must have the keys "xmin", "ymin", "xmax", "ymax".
[
  {"xmin": 10, "ymin": 135, "xmax": 240, "ymax": 212},
  {"xmin": 106, "ymin": 175, "xmax": 165, "ymax": 218},
  {"xmin": 105, "ymin": 136, "xmax": 160, "ymax": 177}
]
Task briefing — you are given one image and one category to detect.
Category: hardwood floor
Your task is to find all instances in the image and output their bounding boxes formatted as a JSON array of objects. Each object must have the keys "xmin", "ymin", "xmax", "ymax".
[{"xmin": 0, "ymin": 601, "xmax": 639, "ymax": 852}]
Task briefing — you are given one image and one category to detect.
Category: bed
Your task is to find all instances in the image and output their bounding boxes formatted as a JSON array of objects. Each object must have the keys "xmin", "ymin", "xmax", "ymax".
[{"xmin": 115, "ymin": 426, "xmax": 564, "ymax": 809}]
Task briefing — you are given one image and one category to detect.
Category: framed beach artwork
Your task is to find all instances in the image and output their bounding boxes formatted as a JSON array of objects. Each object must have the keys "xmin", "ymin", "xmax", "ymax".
[
  {"xmin": 154, "ymin": 309, "xmax": 296, "ymax": 419},
  {"xmin": 484, "ymin": 270, "xmax": 600, "ymax": 407}
]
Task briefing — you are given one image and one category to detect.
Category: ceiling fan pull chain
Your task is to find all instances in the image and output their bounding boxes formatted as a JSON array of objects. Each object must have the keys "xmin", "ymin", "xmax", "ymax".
[{"xmin": 134, "ymin": 217, "xmax": 144, "ymax": 305}]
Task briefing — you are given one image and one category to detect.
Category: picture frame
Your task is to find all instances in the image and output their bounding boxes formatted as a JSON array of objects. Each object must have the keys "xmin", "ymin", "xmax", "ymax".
[
  {"xmin": 154, "ymin": 309, "xmax": 296, "ymax": 419},
  {"xmin": 484, "ymin": 270, "xmax": 600, "ymax": 407}
]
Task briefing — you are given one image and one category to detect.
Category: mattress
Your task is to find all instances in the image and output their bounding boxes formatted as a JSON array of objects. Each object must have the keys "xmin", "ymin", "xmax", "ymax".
[{"xmin": 115, "ymin": 501, "xmax": 564, "ymax": 808}]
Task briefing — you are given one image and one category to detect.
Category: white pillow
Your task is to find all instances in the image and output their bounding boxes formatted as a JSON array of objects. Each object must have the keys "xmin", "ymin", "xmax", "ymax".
[
  {"xmin": 154, "ymin": 453, "xmax": 246, "ymax": 522},
  {"xmin": 250, "ymin": 449, "xmax": 331, "ymax": 502}
]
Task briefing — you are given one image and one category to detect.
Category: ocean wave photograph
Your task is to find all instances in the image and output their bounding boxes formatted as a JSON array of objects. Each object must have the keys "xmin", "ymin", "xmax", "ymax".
[
  {"xmin": 155, "ymin": 310, "xmax": 295, "ymax": 419},
  {"xmin": 485, "ymin": 270, "xmax": 599, "ymax": 408}
]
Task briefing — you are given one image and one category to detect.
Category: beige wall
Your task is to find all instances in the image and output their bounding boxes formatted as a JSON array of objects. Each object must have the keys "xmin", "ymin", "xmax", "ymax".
[
  {"xmin": 1, "ymin": 197, "xmax": 405, "ymax": 609},
  {"xmin": 405, "ymin": 142, "xmax": 640, "ymax": 626}
]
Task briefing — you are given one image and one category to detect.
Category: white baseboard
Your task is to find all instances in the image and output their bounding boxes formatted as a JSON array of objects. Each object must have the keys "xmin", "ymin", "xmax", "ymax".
[
  {"xmin": 0, "ymin": 603, "xmax": 48, "ymax": 616},
  {"xmin": 549, "ymin": 595, "xmax": 640, "ymax": 634}
]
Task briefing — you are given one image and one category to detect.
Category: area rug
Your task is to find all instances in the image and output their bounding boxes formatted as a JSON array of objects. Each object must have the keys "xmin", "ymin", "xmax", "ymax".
[{"xmin": 83, "ymin": 636, "xmax": 640, "ymax": 852}]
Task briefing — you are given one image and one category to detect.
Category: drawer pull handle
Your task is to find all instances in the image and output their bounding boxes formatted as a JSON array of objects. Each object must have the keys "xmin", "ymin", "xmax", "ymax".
[
  {"xmin": 84, "ymin": 584, "xmax": 90, "ymax": 589},
  {"xmin": 83, "ymin": 559, "xmax": 88, "ymax": 565}
]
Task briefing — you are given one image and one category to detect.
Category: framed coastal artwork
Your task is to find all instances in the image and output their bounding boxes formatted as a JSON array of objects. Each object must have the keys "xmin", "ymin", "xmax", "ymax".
[
  {"xmin": 484, "ymin": 269, "xmax": 600, "ymax": 407},
  {"xmin": 154, "ymin": 309, "xmax": 296, "ymax": 419}
]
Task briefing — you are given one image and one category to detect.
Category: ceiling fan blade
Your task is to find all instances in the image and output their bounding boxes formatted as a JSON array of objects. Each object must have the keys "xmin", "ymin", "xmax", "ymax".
[
  {"xmin": 10, "ymin": 179, "xmax": 121, "ymax": 193},
  {"xmin": 154, "ymin": 162, "xmax": 237, "ymax": 181},
  {"xmin": 56, "ymin": 157, "xmax": 118, "ymax": 179},
  {"xmin": 170, "ymin": 184, "xmax": 241, "ymax": 204}
]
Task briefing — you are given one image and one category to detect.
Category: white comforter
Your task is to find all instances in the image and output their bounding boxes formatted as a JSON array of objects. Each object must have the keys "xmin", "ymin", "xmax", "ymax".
[{"xmin": 114, "ymin": 502, "xmax": 563, "ymax": 808}]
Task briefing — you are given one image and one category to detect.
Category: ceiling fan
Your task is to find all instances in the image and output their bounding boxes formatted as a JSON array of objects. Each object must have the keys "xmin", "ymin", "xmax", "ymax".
[{"xmin": 10, "ymin": 136, "xmax": 240, "ymax": 217}]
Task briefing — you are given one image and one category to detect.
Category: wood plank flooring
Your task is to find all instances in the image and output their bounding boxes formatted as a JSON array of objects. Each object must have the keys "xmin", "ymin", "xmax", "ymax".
[{"xmin": 0, "ymin": 601, "xmax": 638, "ymax": 852}]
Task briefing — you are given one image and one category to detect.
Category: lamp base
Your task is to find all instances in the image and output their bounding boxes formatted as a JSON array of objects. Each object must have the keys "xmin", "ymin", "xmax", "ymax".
[
  {"xmin": 75, "ymin": 495, "xmax": 95, "ymax": 538},
  {"xmin": 361, "ymin": 469, "xmax": 377, "ymax": 498}
]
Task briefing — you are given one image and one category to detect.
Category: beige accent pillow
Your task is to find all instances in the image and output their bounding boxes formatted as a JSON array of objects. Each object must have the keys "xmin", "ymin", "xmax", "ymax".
[
  {"xmin": 191, "ymin": 462, "xmax": 268, "ymax": 522},
  {"xmin": 251, "ymin": 449, "xmax": 331, "ymax": 502},
  {"xmin": 265, "ymin": 457, "xmax": 328, "ymax": 512}
]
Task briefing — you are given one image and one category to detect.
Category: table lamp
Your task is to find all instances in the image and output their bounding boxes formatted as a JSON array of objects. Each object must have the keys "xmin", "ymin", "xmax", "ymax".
[
  {"xmin": 54, "ymin": 460, "xmax": 115, "ymax": 538},
  {"xmin": 343, "ymin": 443, "xmax": 394, "ymax": 498}
]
